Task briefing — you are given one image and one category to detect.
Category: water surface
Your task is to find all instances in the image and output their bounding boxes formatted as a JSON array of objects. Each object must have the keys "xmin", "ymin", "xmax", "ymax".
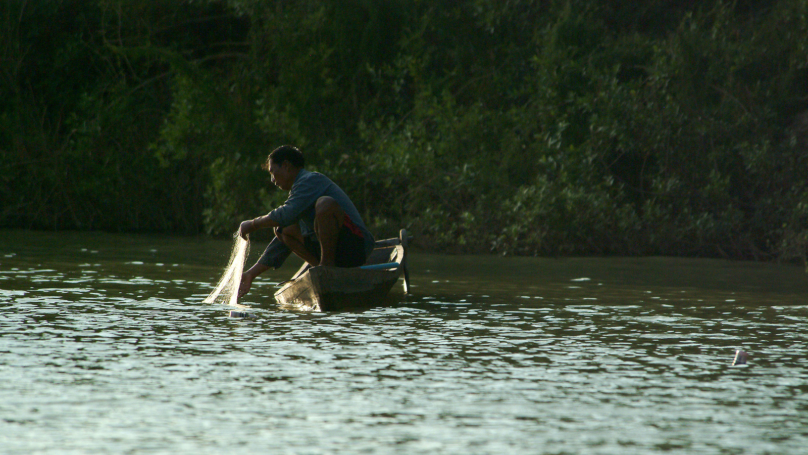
[{"xmin": 1, "ymin": 230, "xmax": 807, "ymax": 454}]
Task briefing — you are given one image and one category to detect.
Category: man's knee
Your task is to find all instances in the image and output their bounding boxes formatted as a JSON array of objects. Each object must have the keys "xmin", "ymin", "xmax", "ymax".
[
  {"xmin": 276, "ymin": 224, "xmax": 301, "ymax": 243},
  {"xmin": 315, "ymin": 196, "xmax": 344, "ymax": 219}
]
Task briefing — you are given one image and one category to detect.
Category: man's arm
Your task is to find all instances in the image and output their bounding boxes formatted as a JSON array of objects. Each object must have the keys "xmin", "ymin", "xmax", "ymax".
[
  {"xmin": 259, "ymin": 171, "xmax": 326, "ymax": 229},
  {"xmin": 238, "ymin": 235, "xmax": 292, "ymax": 298},
  {"xmin": 238, "ymin": 262, "xmax": 269, "ymax": 298},
  {"xmin": 238, "ymin": 174, "xmax": 318, "ymax": 240},
  {"xmin": 239, "ymin": 214, "xmax": 280, "ymax": 239},
  {"xmin": 235, "ymin": 215, "xmax": 281, "ymax": 296},
  {"xmin": 238, "ymin": 215, "xmax": 280, "ymax": 298}
]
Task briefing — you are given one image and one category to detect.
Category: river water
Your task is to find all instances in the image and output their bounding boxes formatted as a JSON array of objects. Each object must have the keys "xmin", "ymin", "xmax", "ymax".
[{"xmin": 1, "ymin": 230, "xmax": 807, "ymax": 454}]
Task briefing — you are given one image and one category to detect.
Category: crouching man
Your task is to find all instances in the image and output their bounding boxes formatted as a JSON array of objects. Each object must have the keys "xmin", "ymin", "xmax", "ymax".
[{"xmin": 237, "ymin": 145, "xmax": 375, "ymax": 298}]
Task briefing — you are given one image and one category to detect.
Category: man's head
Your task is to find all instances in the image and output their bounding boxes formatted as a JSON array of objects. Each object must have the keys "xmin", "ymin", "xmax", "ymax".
[{"xmin": 264, "ymin": 145, "xmax": 304, "ymax": 191}]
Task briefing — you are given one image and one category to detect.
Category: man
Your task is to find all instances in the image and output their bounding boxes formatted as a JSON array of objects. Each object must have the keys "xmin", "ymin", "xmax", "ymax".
[{"xmin": 237, "ymin": 145, "xmax": 375, "ymax": 297}]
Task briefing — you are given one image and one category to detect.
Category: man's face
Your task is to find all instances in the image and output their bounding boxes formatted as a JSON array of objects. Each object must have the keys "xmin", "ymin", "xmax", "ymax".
[{"xmin": 268, "ymin": 160, "xmax": 294, "ymax": 191}]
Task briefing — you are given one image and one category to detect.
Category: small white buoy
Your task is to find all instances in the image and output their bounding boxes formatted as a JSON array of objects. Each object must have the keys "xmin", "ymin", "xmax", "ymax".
[
  {"xmin": 229, "ymin": 310, "xmax": 256, "ymax": 319},
  {"xmin": 732, "ymin": 350, "xmax": 748, "ymax": 366}
]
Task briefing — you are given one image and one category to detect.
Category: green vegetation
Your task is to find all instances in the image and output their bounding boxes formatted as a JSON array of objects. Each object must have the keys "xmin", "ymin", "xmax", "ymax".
[{"xmin": 3, "ymin": 0, "xmax": 808, "ymax": 261}]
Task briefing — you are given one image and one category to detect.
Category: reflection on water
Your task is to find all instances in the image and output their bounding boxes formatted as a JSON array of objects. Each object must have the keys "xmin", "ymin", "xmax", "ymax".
[{"xmin": 1, "ymin": 230, "xmax": 807, "ymax": 454}]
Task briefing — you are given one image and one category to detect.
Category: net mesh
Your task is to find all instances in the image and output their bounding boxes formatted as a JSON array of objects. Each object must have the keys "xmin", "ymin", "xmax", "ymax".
[{"xmin": 203, "ymin": 232, "xmax": 250, "ymax": 306}]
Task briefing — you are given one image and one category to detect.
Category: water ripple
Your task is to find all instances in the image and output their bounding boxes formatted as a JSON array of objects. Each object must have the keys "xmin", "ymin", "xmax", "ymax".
[{"xmin": 2, "ymin": 232, "xmax": 808, "ymax": 454}]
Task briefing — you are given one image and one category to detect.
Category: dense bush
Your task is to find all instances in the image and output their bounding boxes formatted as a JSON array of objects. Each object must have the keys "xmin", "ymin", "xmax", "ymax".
[{"xmin": 3, "ymin": 0, "xmax": 808, "ymax": 261}]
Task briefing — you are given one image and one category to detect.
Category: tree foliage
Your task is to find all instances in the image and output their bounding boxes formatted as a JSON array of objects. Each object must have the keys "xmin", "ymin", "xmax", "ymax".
[{"xmin": 3, "ymin": 0, "xmax": 808, "ymax": 261}]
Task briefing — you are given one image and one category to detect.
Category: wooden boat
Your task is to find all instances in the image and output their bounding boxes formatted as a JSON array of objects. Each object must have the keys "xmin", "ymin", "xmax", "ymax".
[{"xmin": 274, "ymin": 229, "xmax": 411, "ymax": 311}]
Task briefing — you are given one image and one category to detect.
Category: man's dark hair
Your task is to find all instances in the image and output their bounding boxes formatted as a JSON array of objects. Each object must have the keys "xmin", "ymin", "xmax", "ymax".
[{"xmin": 265, "ymin": 145, "xmax": 305, "ymax": 169}]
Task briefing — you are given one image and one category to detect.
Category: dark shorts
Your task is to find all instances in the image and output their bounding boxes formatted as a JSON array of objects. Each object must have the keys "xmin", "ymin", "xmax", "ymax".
[{"xmin": 304, "ymin": 216, "xmax": 367, "ymax": 268}]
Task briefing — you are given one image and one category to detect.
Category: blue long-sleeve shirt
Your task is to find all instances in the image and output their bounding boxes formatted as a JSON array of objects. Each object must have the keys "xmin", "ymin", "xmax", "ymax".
[{"xmin": 258, "ymin": 169, "xmax": 375, "ymax": 267}]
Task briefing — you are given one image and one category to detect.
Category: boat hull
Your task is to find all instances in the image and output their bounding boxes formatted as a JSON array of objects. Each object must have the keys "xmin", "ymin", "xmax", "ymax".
[
  {"xmin": 274, "ymin": 264, "xmax": 401, "ymax": 311},
  {"xmin": 273, "ymin": 237, "xmax": 408, "ymax": 311}
]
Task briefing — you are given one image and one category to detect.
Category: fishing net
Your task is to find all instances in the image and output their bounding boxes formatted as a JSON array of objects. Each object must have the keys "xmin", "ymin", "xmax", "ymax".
[{"xmin": 203, "ymin": 232, "xmax": 250, "ymax": 306}]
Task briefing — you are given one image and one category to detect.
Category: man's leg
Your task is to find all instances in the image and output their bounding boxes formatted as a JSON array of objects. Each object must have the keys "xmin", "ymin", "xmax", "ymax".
[
  {"xmin": 276, "ymin": 225, "xmax": 320, "ymax": 267},
  {"xmin": 313, "ymin": 196, "xmax": 345, "ymax": 267}
]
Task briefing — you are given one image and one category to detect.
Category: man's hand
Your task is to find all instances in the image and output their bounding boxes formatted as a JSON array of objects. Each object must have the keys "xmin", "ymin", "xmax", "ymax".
[
  {"xmin": 238, "ymin": 272, "xmax": 254, "ymax": 298},
  {"xmin": 239, "ymin": 219, "xmax": 255, "ymax": 240},
  {"xmin": 237, "ymin": 264, "xmax": 269, "ymax": 299}
]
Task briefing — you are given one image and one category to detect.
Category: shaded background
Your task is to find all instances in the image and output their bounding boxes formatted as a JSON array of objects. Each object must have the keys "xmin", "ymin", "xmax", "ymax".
[{"xmin": 2, "ymin": 0, "xmax": 808, "ymax": 260}]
